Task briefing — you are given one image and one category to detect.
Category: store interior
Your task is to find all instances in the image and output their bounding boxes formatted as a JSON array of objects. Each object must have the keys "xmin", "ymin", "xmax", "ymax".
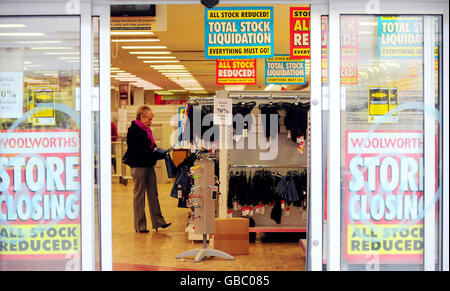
[{"xmin": 109, "ymin": 3, "xmax": 311, "ymax": 271}]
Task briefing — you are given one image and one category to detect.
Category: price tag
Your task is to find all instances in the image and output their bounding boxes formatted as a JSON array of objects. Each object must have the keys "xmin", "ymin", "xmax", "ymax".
[
  {"xmin": 297, "ymin": 136, "xmax": 305, "ymax": 154},
  {"xmin": 211, "ymin": 186, "xmax": 218, "ymax": 200},
  {"xmin": 177, "ymin": 185, "xmax": 182, "ymax": 198},
  {"xmin": 213, "ymin": 98, "xmax": 232, "ymax": 125},
  {"xmin": 259, "ymin": 203, "xmax": 265, "ymax": 215}
]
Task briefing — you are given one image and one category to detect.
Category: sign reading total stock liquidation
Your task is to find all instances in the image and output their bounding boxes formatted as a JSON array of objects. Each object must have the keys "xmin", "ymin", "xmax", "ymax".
[
  {"xmin": 265, "ymin": 55, "xmax": 306, "ymax": 85},
  {"xmin": 204, "ymin": 6, "xmax": 274, "ymax": 59},
  {"xmin": 345, "ymin": 131, "xmax": 425, "ymax": 264},
  {"xmin": 0, "ymin": 129, "xmax": 81, "ymax": 266},
  {"xmin": 378, "ymin": 16, "xmax": 423, "ymax": 59}
]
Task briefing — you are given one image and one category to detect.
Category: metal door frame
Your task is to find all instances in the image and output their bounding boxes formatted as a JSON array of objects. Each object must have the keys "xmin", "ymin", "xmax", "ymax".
[
  {"xmin": 93, "ymin": 1, "xmax": 113, "ymax": 271},
  {"xmin": 327, "ymin": 0, "xmax": 449, "ymax": 271}
]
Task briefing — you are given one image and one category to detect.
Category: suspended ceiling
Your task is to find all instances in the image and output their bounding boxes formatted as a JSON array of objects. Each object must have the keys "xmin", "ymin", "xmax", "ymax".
[{"xmin": 110, "ymin": 3, "xmax": 310, "ymax": 95}]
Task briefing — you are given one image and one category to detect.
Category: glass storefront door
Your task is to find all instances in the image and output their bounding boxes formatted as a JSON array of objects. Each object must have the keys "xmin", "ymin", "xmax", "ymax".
[
  {"xmin": 327, "ymin": 1, "xmax": 448, "ymax": 271},
  {"xmin": 0, "ymin": 0, "xmax": 109, "ymax": 271}
]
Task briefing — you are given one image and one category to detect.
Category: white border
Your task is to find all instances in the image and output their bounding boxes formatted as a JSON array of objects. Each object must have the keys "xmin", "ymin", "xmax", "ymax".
[
  {"xmin": 327, "ymin": 1, "xmax": 341, "ymax": 271},
  {"xmin": 308, "ymin": 3, "xmax": 326, "ymax": 271},
  {"xmin": 423, "ymin": 15, "xmax": 436, "ymax": 271},
  {"xmin": 80, "ymin": 0, "xmax": 95, "ymax": 271},
  {"xmin": 93, "ymin": 2, "xmax": 113, "ymax": 271},
  {"xmin": 442, "ymin": 3, "xmax": 449, "ymax": 272}
]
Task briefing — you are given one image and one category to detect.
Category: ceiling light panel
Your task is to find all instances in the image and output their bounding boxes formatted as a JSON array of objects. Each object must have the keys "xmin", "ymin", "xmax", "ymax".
[
  {"xmin": 0, "ymin": 24, "xmax": 26, "ymax": 28},
  {"xmin": 0, "ymin": 32, "xmax": 45, "ymax": 36},
  {"xmin": 122, "ymin": 46, "xmax": 167, "ymax": 49},
  {"xmin": 30, "ymin": 46, "xmax": 75, "ymax": 50},
  {"xmin": 111, "ymin": 38, "xmax": 160, "ymax": 42},
  {"xmin": 151, "ymin": 65, "xmax": 185, "ymax": 69},
  {"xmin": 16, "ymin": 40, "xmax": 62, "ymax": 44},
  {"xmin": 44, "ymin": 52, "xmax": 80, "ymax": 55},
  {"xmin": 110, "ymin": 31, "xmax": 154, "ymax": 35},
  {"xmin": 129, "ymin": 51, "xmax": 171, "ymax": 55},
  {"xmin": 136, "ymin": 56, "xmax": 176, "ymax": 59},
  {"xmin": 157, "ymin": 70, "xmax": 189, "ymax": 73},
  {"xmin": 143, "ymin": 60, "xmax": 180, "ymax": 63}
]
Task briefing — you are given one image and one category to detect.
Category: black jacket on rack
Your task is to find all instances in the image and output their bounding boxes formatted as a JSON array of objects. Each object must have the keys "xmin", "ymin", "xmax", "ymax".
[
  {"xmin": 259, "ymin": 103, "xmax": 281, "ymax": 140},
  {"xmin": 232, "ymin": 101, "xmax": 256, "ymax": 135},
  {"xmin": 228, "ymin": 169, "xmax": 283, "ymax": 224},
  {"xmin": 275, "ymin": 175, "xmax": 300, "ymax": 203},
  {"xmin": 170, "ymin": 154, "xmax": 197, "ymax": 208},
  {"xmin": 227, "ymin": 169, "xmax": 308, "ymax": 223},
  {"xmin": 182, "ymin": 104, "xmax": 218, "ymax": 144},
  {"xmin": 283, "ymin": 102, "xmax": 310, "ymax": 143}
]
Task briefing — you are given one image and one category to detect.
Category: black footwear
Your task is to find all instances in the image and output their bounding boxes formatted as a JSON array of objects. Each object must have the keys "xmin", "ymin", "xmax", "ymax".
[
  {"xmin": 136, "ymin": 229, "xmax": 149, "ymax": 233},
  {"xmin": 155, "ymin": 223, "xmax": 171, "ymax": 232}
]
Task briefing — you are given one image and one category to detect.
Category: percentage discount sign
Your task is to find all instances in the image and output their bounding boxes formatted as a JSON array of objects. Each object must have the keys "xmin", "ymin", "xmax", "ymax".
[
  {"xmin": 0, "ymin": 88, "xmax": 17, "ymax": 98},
  {"xmin": 0, "ymin": 72, "xmax": 23, "ymax": 118}
]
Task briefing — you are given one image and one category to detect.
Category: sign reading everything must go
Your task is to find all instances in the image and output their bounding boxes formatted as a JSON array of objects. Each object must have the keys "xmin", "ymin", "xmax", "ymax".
[{"xmin": 204, "ymin": 6, "xmax": 274, "ymax": 59}]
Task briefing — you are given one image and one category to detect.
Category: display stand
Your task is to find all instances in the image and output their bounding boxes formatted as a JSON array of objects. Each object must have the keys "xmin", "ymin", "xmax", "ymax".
[{"xmin": 176, "ymin": 156, "xmax": 234, "ymax": 263}]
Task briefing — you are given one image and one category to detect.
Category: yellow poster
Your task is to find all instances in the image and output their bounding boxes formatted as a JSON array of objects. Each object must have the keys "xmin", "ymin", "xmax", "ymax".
[
  {"xmin": 32, "ymin": 86, "xmax": 55, "ymax": 126},
  {"xmin": 368, "ymin": 87, "xmax": 399, "ymax": 123}
]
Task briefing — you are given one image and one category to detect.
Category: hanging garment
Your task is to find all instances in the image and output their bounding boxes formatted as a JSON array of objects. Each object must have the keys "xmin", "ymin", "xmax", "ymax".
[
  {"xmin": 283, "ymin": 102, "xmax": 310, "ymax": 143},
  {"xmin": 275, "ymin": 175, "xmax": 300, "ymax": 203},
  {"xmin": 181, "ymin": 104, "xmax": 219, "ymax": 144},
  {"xmin": 227, "ymin": 171, "xmax": 250, "ymax": 209},
  {"xmin": 170, "ymin": 154, "xmax": 196, "ymax": 208},
  {"xmin": 270, "ymin": 198, "xmax": 283, "ymax": 224},
  {"xmin": 259, "ymin": 103, "xmax": 280, "ymax": 140},
  {"xmin": 288, "ymin": 170, "xmax": 307, "ymax": 208},
  {"xmin": 233, "ymin": 101, "xmax": 256, "ymax": 136},
  {"xmin": 155, "ymin": 148, "xmax": 178, "ymax": 178}
]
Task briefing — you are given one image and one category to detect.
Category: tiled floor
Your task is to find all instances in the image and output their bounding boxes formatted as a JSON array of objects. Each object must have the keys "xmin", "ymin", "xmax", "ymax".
[{"xmin": 111, "ymin": 177, "xmax": 306, "ymax": 271}]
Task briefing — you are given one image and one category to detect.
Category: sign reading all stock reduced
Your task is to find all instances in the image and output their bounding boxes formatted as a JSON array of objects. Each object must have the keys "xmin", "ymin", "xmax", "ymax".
[{"xmin": 205, "ymin": 6, "xmax": 274, "ymax": 59}]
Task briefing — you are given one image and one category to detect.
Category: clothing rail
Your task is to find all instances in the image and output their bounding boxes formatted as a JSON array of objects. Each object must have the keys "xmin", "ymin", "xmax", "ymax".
[
  {"xmin": 188, "ymin": 96, "xmax": 215, "ymax": 103},
  {"xmin": 229, "ymin": 95, "xmax": 308, "ymax": 101},
  {"xmin": 228, "ymin": 90, "xmax": 310, "ymax": 101}
]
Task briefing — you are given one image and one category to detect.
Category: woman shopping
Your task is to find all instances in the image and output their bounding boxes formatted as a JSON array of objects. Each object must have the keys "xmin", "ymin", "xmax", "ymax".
[{"xmin": 122, "ymin": 105, "xmax": 171, "ymax": 233}]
